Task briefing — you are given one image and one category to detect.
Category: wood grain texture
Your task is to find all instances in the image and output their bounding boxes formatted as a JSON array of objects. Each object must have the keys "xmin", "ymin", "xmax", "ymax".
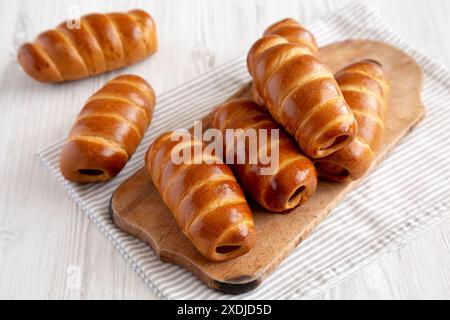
[
  {"xmin": 0, "ymin": 0, "xmax": 449, "ymax": 299},
  {"xmin": 111, "ymin": 39, "xmax": 425, "ymax": 294}
]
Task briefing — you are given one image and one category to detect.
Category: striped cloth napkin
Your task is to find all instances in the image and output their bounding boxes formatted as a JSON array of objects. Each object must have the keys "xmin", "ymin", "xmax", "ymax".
[{"xmin": 39, "ymin": 2, "xmax": 450, "ymax": 299}]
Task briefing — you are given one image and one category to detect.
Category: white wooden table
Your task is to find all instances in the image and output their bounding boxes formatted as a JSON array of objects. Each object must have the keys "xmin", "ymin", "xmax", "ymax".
[{"xmin": 1, "ymin": 0, "xmax": 449, "ymax": 300}]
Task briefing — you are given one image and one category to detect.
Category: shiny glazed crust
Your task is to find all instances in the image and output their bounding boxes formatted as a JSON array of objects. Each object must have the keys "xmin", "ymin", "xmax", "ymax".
[
  {"xmin": 314, "ymin": 60, "xmax": 389, "ymax": 181},
  {"xmin": 60, "ymin": 74, "xmax": 155, "ymax": 183}
]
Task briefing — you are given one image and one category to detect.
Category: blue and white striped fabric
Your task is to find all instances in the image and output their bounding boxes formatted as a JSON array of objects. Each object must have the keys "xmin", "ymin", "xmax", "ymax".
[{"xmin": 38, "ymin": 2, "xmax": 450, "ymax": 299}]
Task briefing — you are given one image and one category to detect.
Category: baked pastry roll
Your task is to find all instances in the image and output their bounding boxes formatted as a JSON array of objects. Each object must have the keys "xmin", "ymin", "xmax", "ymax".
[
  {"xmin": 145, "ymin": 131, "xmax": 256, "ymax": 261},
  {"xmin": 60, "ymin": 74, "xmax": 155, "ymax": 183},
  {"xmin": 247, "ymin": 18, "xmax": 358, "ymax": 159},
  {"xmin": 211, "ymin": 98, "xmax": 317, "ymax": 212},
  {"xmin": 314, "ymin": 60, "xmax": 389, "ymax": 181}
]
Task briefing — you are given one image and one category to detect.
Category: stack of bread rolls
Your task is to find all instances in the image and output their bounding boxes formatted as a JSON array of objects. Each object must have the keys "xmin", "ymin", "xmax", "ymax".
[
  {"xmin": 248, "ymin": 19, "xmax": 389, "ymax": 182},
  {"xmin": 20, "ymin": 11, "xmax": 389, "ymax": 262}
]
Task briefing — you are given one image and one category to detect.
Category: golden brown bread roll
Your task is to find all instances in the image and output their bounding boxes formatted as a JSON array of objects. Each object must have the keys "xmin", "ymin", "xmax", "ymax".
[
  {"xmin": 18, "ymin": 9, "xmax": 157, "ymax": 83},
  {"xmin": 247, "ymin": 18, "xmax": 358, "ymax": 159},
  {"xmin": 211, "ymin": 98, "xmax": 317, "ymax": 212},
  {"xmin": 251, "ymin": 18, "xmax": 317, "ymax": 107},
  {"xmin": 314, "ymin": 60, "xmax": 389, "ymax": 181},
  {"xmin": 145, "ymin": 131, "xmax": 256, "ymax": 261},
  {"xmin": 60, "ymin": 74, "xmax": 155, "ymax": 183}
]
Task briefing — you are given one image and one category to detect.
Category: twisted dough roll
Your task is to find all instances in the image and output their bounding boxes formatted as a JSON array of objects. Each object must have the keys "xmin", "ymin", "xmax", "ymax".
[
  {"xmin": 247, "ymin": 18, "xmax": 358, "ymax": 159},
  {"xmin": 146, "ymin": 131, "xmax": 256, "ymax": 261},
  {"xmin": 314, "ymin": 60, "xmax": 389, "ymax": 181},
  {"xmin": 263, "ymin": 18, "xmax": 318, "ymax": 53},
  {"xmin": 18, "ymin": 9, "xmax": 157, "ymax": 83},
  {"xmin": 211, "ymin": 98, "xmax": 317, "ymax": 212},
  {"xmin": 60, "ymin": 74, "xmax": 155, "ymax": 183}
]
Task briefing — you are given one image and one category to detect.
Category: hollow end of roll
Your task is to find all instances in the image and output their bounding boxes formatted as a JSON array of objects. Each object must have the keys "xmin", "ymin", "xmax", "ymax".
[
  {"xmin": 287, "ymin": 185, "xmax": 306, "ymax": 208},
  {"xmin": 314, "ymin": 161, "xmax": 351, "ymax": 182},
  {"xmin": 260, "ymin": 158, "xmax": 318, "ymax": 212},
  {"xmin": 315, "ymin": 135, "xmax": 353, "ymax": 158}
]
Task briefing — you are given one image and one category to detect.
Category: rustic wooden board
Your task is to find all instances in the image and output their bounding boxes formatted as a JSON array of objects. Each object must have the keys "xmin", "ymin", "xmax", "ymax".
[{"xmin": 110, "ymin": 39, "xmax": 425, "ymax": 294}]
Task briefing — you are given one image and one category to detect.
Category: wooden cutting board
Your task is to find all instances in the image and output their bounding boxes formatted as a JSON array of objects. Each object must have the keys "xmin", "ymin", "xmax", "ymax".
[{"xmin": 110, "ymin": 39, "xmax": 425, "ymax": 294}]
